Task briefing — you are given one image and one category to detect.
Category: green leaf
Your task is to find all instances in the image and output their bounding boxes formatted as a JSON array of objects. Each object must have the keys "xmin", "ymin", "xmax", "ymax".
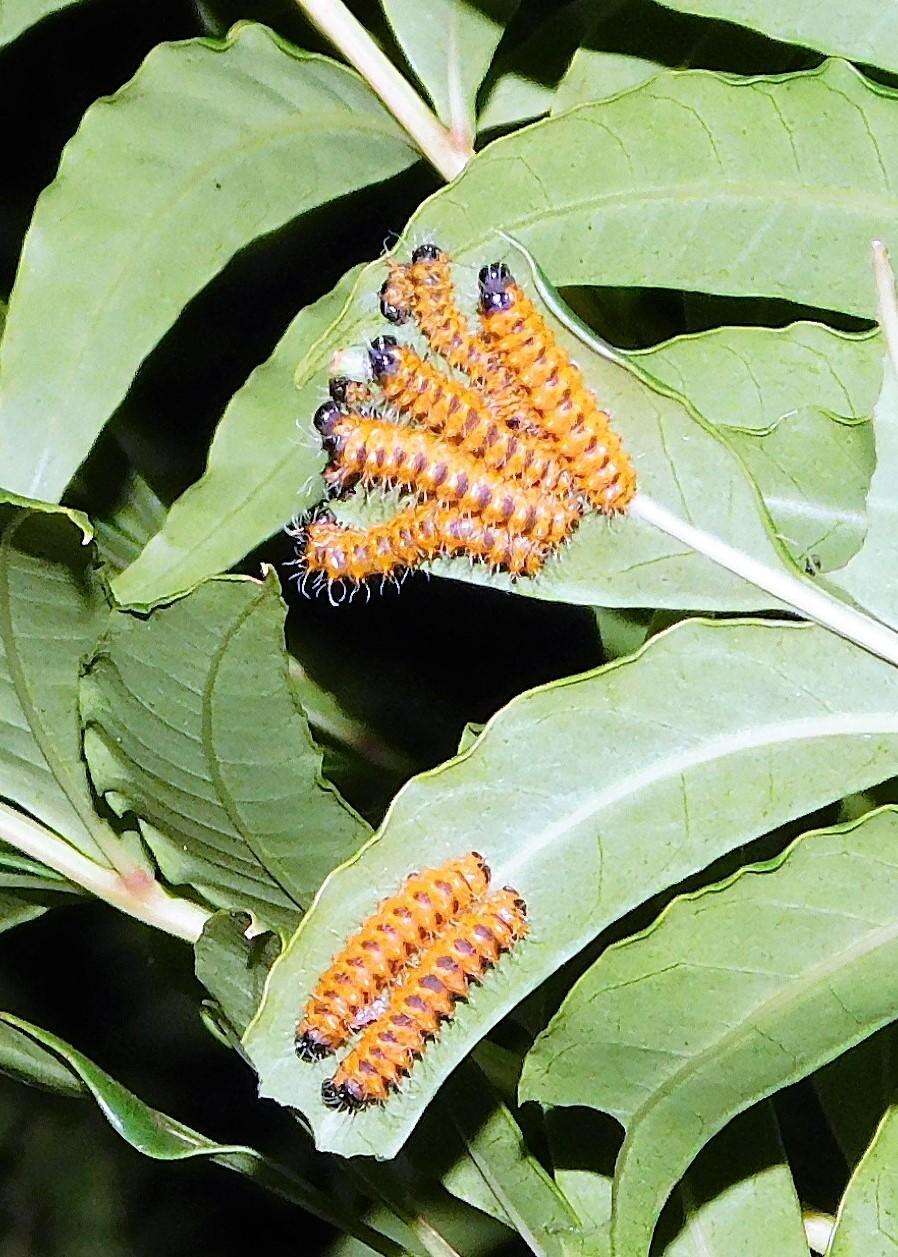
[
  {"xmin": 0, "ymin": 0, "xmax": 84, "ymax": 49},
  {"xmin": 0, "ymin": 23, "xmax": 417, "ymax": 502},
  {"xmin": 0, "ymin": 1018, "xmax": 84, "ymax": 1096},
  {"xmin": 81, "ymin": 572, "xmax": 369, "ymax": 932},
  {"xmin": 382, "ymin": 0, "xmax": 518, "ymax": 139},
  {"xmin": 652, "ymin": 0, "xmax": 898, "ymax": 76},
  {"xmin": 521, "ymin": 807, "xmax": 898, "ymax": 1256},
  {"xmin": 0, "ymin": 502, "xmax": 129, "ymax": 868},
  {"xmin": 478, "ymin": 0, "xmax": 604, "ymax": 130},
  {"xmin": 830, "ymin": 349, "xmax": 898, "ymax": 624},
  {"xmin": 634, "ymin": 324, "xmax": 881, "ymax": 434},
  {"xmin": 632, "ymin": 321, "xmax": 881, "ymax": 572},
  {"xmin": 0, "ymin": 1011, "xmax": 402, "ymax": 1255},
  {"xmin": 444, "ymin": 1063, "xmax": 585, "ymax": 1256},
  {"xmin": 549, "ymin": 0, "xmax": 811, "ymax": 116},
  {"xmin": 116, "ymin": 60, "xmax": 898, "ymax": 607},
  {"xmin": 828, "ymin": 1103, "xmax": 898, "ymax": 1254},
  {"xmin": 245, "ymin": 618, "xmax": 898, "ymax": 1159},
  {"xmin": 816, "ymin": 1026, "xmax": 898, "ymax": 1167},
  {"xmin": 110, "ymin": 264, "xmax": 363, "ymax": 610},
  {"xmin": 195, "ymin": 909, "xmax": 282, "ymax": 1036},
  {"xmin": 548, "ymin": 1104, "xmax": 805, "ymax": 1256}
]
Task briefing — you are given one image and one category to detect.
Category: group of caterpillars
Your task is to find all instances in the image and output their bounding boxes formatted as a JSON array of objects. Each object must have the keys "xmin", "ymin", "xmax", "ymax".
[
  {"xmin": 295, "ymin": 852, "xmax": 527, "ymax": 1112},
  {"xmin": 296, "ymin": 243, "xmax": 637, "ymax": 597}
]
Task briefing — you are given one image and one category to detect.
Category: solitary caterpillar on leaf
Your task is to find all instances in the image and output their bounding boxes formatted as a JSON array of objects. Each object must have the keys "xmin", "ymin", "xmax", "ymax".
[
  {"xmin": 478, "ymin": 262, "xmax": 637, "ymax": 513},
  {"xmin": 302, "ymin": 502, "xmax": 550, "ymax": 588},
  {"xmin": 322, "ymin": 886, "xmax": 528, "ymax": 1111},
  {"xmin": 313, "ymin": 399, "xmax": 580, "ymax": 545},
  {"xmin": 295, "ymin": 852, "xmax": 490, "ymax": 1061}
]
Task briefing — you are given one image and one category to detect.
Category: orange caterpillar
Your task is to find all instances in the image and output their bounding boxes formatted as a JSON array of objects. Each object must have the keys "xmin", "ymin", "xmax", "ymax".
[
  {"xmin": 380, "ymin": 245, "xmax": 543, "ymax": 435},
  {"xmin": 322, "ymin": 887, "xmax": 528, "ymax": 1110},
  {"xmin": 313, "ymin": 400, "xmax": 581, "ymax": 546},
  {"xmin": 366, "ymin": 337, "xmax": 573, "ymax": 494},
  {"xmin": 478, "ymin": 262, "xmax": 637, "ymax": 513},
  {"xmin": 295, "ymin": 853, "xmax": 490, "ymax": 1061},
  {"xmin": 301, "ymin": 502, "xmax": 549, "ymax": 590}
]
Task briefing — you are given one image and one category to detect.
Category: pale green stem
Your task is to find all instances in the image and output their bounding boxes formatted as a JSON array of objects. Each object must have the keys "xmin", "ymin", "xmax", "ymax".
[
  {"xmin": 292, "ymin": 0, "xmax": 471, "ymax": 180},
  {"xmin": 873, "ymin": 240, "xmax": 898, "ymax": 371},
  {"xmin": 630, "ymin": 493, "xmax": 898, "ymax": 667},
  {"xmin": 0, "ymin": 801, "xmax": 210, "ymax": 942},
  {"xmin": 803, "ymin": 1207, "xmax": 835, "ymax": 1253}
]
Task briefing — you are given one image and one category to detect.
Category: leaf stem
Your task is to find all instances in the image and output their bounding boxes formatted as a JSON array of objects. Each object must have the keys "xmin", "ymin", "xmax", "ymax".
[
  {"xmin": 630, "ymin": 494, "xmax": 898, "ymax": 666},
  {"xmin": 803, "ymin": 1207, "xmax": 835, "ymax": 1253},
  {"xmin": 292, "ymin": 0, "xmax": 471, "ymax": 180},
  {"xmin": 0, "ymin": 802, "xmax": 210, "ymax": 942}
]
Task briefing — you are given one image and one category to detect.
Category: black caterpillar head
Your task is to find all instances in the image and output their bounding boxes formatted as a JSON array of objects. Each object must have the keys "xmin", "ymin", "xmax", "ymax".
[
  {"xmin": 321, "ymin": 1078, "xmax": 366, "ymax": 1112},
  {"xmin": 328, "ymin": 377, "xmax": 353, "ymax": 407},
  {"xmin": 478, "ymin": 262, "xmax": 515, "ymax": 314},
  {"xmin": 294, "ymin": 1030, "xmax": 332, "ymax": 1063},
  {"xmin": 412, "ymin": 242, "xmax": 442, "ymax": 263},
  {"xmin": 368, "ymin": 334, "xmax": 400, "ymax": 379},
  {"xmin": 378, "ymin": 278, "xmax": 410, "ymax": 325},
  {"xmin": 312, "ymin": 400, "xmax": 342, "ymax": 455}
]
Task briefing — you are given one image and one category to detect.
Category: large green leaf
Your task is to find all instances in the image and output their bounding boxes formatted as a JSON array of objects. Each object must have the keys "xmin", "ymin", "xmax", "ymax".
[
  {"xmin": 194, "ymin": 909, "xmax": 281, "ymax": 1036},
  {"xmin": 521, "ymin": 808, "xmax": 898, "ymax": 1256},
  {"xmin": 652, "ymin": 0, "xmax": 898, "ymax": 76},
  {"xmin": 816, "ymin": 1025, "xmax": 898, "ymax": 1167},
  {"xmin": 81, "ymin": 572, "xmax": 368, "ymax": 932},
  {"xmin": 443, "ymin": 1064, "xmax": 585, "ymax": 1256},
  {"xmin": 829, "ymin": 347, "xmax": 898, "ymax": 625},
  {"xmin": 0, "ymin": 1012, "xmax": 402, "ymax": 1256},
  {"xmin": 0, "ymin": 0, "xmax": 84, "ymax": 49},
  {"xmin": 633, "ymin": 323, "xmax": 881, "ymax": 572},
  {"xmin": 635, "ymin": 324, "xmax": 881, "ymax": 433},
  {"xmin": 548, "ymin": 1104, "xmax": 806, "ymax": 1256},
  {"xmin": 828, "ymin": 1104, "xmax": 898, "ymax": 1255},
  {"xmin": 110, "ymin": 265, "xmax": 363, "ymax": 610},
  {"xmin": 0, "ymin": 502, "xmax": 131, "ymax": 868},
  {"xmin": 382, "ymin": 0, "xmax": 518, "ymax": 139},
  {"xmin": 245, "ymin": 619, "xmax": 898, "ymax": 1159},
  {"xmin": 723, "ymin": 410, "xmax": 872, "ymax": 573},
  {"xmin": 0, "ymin": 23, "xmax": 418, "ymax": 502},
  {"xmin": 115, "ymin": 60, "xmax": 898, "ymax": 607}
]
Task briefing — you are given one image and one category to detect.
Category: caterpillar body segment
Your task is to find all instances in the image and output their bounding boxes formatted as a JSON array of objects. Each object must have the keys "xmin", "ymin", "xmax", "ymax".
[
  {"xmin": 366, "ymin": 338, "xmax": 574, "ymax": 495},
  {"xmin": 294, "ymin": 853, "xmax": 491, "ymax": 1061},
  {"xmin": 313, "ymin": 401, "xmax": 581, "ymax": 545},
  {"xmin": 478, "ymin": 263, "xmax": 637, "ymax": 513},
  {"xmin": 302, "ymin": 502, "xmax": 550, "ymax": 587},
  {"xmin": 321, "ymin": 887, "xmax": 528, "ymax": 1110}
]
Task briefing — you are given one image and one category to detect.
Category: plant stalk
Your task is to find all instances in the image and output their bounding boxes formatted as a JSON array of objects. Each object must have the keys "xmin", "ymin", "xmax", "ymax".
[
  {"xmin": 0, "ymin": 802, "xmax": 210, "ymax": 942},
  {"xmin": 630, "ymin": 494, "xmax": 898, "ymax": 666},
  {"xmin": 293, "ymin": 0, "xmax": 472, "ymax": 180}
]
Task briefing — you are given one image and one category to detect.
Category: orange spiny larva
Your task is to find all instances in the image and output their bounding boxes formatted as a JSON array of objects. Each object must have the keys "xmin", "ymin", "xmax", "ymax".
[
  {"xmin": 321, "ymin": 886, "xmax": 528, "ymax": 1110},
  {"xmin": 299, "ymin": 502, "xmax": 550, "ymax": 591},
  {"xmin": 313, "ymin": 401, "xmax": 581, "ymax": 546},
  {"xmin": 478, "ymin": 262, "xmax": 637, "ymax": 513},
  {"xmin": 381, "ymin": 244, "xmax": 544, "ymax": 436},
  {"xmin": 366, "ymin": 337, "xmax": 574, "ymax": 495},
  {"xmin": 295, "ymin": 853, "xmax": 491, "ymax": 1061}
]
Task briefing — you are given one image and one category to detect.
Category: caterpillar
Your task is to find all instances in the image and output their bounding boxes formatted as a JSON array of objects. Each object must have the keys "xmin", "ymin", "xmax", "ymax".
[
  {"xmin": 295, "ymin": 852, "xmax": 491, "ymax": 1061},
  {"xmin": 321, "ymin": 886, "xmax": 528, "ymax": 1111},
  {"xmin": 313, "ymin": 400, "xmax": 581, "ymax": 546},
  {"xmin": 329, "ymin": 375, "xmax": 371, "ymax": 411},
  {"xmin": 301, "ymin": 502, "xmax": 550, "ymax": 589},
  {"xmin": 380, "ymin": 245, "xmax": 544, "ymax": 437},
  {"xmin": 478, "ymin": 262, "xmax": 637, "ymax": 513},
  {"xmin": 366, "ymin": 336, "xmax": 573, "ymax": 495}
]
